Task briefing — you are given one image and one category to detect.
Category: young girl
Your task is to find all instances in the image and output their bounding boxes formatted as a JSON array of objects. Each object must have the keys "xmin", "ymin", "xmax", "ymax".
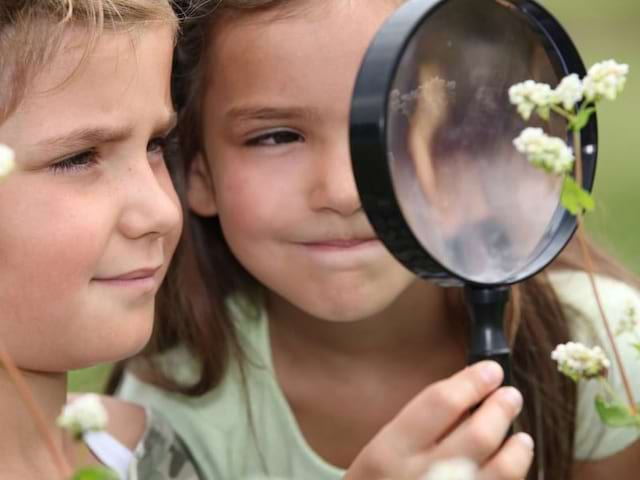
[
  {"xmin": 115, "ymin": 1, "xmax": 640, "ymax": 479},
  {"xmin": 0, "ymin": 1, "xmax": 202, "ymax": 478}
]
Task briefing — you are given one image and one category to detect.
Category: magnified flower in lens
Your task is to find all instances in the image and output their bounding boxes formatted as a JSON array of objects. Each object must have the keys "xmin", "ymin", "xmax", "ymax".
[
  {"xmin": 551, "ymin": 341, "xmax": 611, "ymax": 382},
  {"xmin": 57, "ymin": 394, "xmax": 108, "ymax": 439},
  {"xmin": 583, "ymin": 60, "xmax": 629, "ymax": 102},
  {"xmin": 513, "ymin": 127, "xmax": 574, "ymax": 175},
  {"xmin": 508, "ymin": 80, "xmax": 553, "ymax": 120},
  {"xmin": 0, "ymin": 143, "xmax": 15, "ymax": 181},
  {"xmin": 421, "ymin": 458, "xmax": 477, "ymax": 480}
]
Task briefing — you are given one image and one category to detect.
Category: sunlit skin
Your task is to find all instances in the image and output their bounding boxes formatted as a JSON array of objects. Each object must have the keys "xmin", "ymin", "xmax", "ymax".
[
  {"xmin": 0, "ymin": 26, "xmax": 181, "ymax": 478},
  {"xmin": 187, "ymin": 0, "xmax": 466, "ymax": 466}
]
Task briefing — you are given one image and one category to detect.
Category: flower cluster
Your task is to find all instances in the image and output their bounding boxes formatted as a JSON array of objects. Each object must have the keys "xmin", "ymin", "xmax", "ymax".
[
  {"xmin": 552, "ymin": 74, "xmax": 585, "ymax": 110},
  {"xmin": 0, "ymin": 143, "xmax": 15, "ymax": 180},
  {"xmin": 57, "ymin": 394, "xmax": 109, "ymax": 438},
  {"xmin": 513, "ymin": 127, "xmax": 574, "ymax": 175},
  {"xmin": 421, "ymin": 458, "xmax": 477, "ymax": 480},
  {"xmin": 509, "ymin": 59, "xmax": 629, "ymax": 120},
  {"xmin": 551, "ymin": 342, "xmax": 611, "ymax": 382},
  {"xmin": 508, "ymin": 80, "xmax": 553, "ymax": 120},
  {"xmin": 583, "ymin": 60, "xmax": 629, "ymax": 102}
]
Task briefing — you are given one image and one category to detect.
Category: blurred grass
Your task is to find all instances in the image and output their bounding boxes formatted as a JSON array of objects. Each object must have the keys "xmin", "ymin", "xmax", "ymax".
[{"xmin": 69, "ymin": 0, "xmax": 640, "ymax": 393}]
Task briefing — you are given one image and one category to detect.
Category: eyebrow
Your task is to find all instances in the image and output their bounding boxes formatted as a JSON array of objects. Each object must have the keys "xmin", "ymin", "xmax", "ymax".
[
  {"xmin": 35, "ymin": 113, "xmax": 178, "ymax": 152},
  {"xmin": 225, "ymin": 105, "xmax": 322, "ymax": 123}
]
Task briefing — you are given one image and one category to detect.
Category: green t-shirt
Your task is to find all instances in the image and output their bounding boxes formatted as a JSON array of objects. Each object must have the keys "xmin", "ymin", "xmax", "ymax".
[{"xmin": 118, "ymin": 271, "xmax": 640, "ymax": 479}]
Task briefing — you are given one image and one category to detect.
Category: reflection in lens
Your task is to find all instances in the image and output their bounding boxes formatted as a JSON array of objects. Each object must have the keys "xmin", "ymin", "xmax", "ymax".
[{"xmin": 387, "ymin": 0, "xmax": 567, "ymax": 283}]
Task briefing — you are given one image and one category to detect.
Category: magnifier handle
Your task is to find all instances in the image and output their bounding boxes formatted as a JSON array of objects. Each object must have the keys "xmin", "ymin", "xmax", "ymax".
[
  {"xmin": 465, "ymin": 286, "xmax": 514, "ymax": 437},
  {"xmin": 465, "ymin": 285, "xmax": 511, "ymax": 387}
]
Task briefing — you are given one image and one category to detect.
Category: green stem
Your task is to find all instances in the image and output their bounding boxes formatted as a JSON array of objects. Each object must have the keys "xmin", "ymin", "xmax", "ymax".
[
  {"xmin": 550, "ymin": 104, "xmax": 573, "ymax": 121},
  {"xmin": 598, "ymin": 377, "xmax": 628, "ymax": 406}
]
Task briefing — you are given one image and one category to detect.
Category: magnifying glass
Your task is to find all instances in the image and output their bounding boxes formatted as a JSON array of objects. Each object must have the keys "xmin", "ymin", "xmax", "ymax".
[{"xmin": 350, "ymin": 0, "xmax": 597, "ymax": 385}]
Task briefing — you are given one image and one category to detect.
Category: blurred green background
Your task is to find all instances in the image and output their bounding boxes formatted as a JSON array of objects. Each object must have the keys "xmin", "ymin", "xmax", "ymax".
[
  {"xmin": 544, "ymin": 0, "xmax": 640, "ymax": 270},
  {"xmin": 69, "ymin": 0, "xmax": 640, "ymax": 393}
]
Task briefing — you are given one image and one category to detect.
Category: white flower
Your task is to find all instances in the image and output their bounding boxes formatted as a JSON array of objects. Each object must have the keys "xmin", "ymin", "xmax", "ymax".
[
  {"xmin": 0, "ymin": 143, "xmax": 15, "ymax": 180},
  {"xmin": 551, "ymin": 342, "xmax": 611, "ymax": 382},
  {"xmin": 57, "ymin": 394, "xmax": 108, "ymax": 437},
  {"xmin": 583, "ymin": 60, "xmax": 629, "ymax": 102},
  {"xmin": 421, "ymin": 458, "xmax": 477, "ymax": 480},
  {"xmin": 513, "ymin": 127, "xmax": 574, "ymax": 175},
  {"xmin": 509, "ymin": 80, "xmax": 553, "ymax": 120},
  {"xmin": 552, "ymin": 74, "xmax": 585, "ymax": 110}
]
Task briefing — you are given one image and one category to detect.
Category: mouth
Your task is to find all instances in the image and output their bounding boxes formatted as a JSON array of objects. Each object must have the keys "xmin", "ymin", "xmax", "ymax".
[
  {"xmin": 301, "ymin": 238, "xmax": 380, "ymax": 250},
  {"xmin": 92, "ymin": 266, "xmax": 162, "ymax": 290}
]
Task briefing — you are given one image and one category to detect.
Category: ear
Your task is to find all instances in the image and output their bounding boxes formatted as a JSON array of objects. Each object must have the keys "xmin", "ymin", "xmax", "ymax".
[{"xmin": 187, "ymin": 152, "xmax": 218, "ymax": 217}]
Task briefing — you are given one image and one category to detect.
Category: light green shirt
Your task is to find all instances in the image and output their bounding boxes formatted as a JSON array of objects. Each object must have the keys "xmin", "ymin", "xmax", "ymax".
[{"xmin": 118, "ymin": 271, "xmax": 640, "ymax": 479}]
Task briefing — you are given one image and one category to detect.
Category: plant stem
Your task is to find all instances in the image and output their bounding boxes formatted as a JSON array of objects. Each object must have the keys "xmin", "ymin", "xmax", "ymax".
[
  {"xmin": 572, "ymin": 129, "xmax": 638, "ymax": 416},
  {"xmin": 550, "ymin": 104, "xmax": 573, "ymax": 120},
  {"xmin": 0, "ymin": 339, "xmax": 73, "ymax": 479},
  {"xmin": 598, "ymin": 376, "xmax": 628, "ymax": 406}
]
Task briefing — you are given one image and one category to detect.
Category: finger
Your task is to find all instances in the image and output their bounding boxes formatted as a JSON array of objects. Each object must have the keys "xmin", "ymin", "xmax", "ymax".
[
  {"xmin": 434, "ymin": 386, "xmax": 523, "ymax": 464},
  {"xmin": 384, "ymin": 361, "xmax": 504, "ymax": 453},
  {"xmin": 477, "ymin": 432, "xmax": 535, "ymax": 480}
]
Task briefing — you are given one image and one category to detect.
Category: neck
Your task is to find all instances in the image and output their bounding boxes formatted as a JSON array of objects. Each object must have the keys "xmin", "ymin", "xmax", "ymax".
[{"xmin": 0, "ymin": 368, "xmax": 71, "ymax": 479}]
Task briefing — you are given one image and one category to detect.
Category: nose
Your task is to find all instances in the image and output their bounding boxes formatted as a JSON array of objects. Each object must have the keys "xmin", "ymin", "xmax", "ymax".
[
  {"xmin": 118, "ymin": 159, "xmax": 182, "ymax": 241},
  {"xmin": 309, "ymin": 135, "xmax": 362, "ymax": 216}
]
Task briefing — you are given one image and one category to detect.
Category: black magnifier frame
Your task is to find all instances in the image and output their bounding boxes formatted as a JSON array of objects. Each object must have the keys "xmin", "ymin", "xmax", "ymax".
[{"xmin": 350, "ymin": 0, "xmax": 597, "ymax": 289}]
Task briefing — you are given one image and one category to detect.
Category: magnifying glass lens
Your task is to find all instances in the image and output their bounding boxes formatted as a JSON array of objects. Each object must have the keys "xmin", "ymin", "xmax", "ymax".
[{"xmin": 387, "ymin": 0, "xmax": 568, "ymax": 284}]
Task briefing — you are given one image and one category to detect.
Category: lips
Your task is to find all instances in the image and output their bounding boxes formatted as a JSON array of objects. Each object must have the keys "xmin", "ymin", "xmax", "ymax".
[
  {"xmin": 93, "ymin": 266, "xmax": 161, "ymax": 282},
  {"xmin": 305, "ymin": 239, "xmax": 376, "ymax": 248}
]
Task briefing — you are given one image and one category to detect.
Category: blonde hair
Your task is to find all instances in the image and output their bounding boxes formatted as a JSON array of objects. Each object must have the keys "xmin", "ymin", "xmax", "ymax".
[{"xmin": 0, "ymin": 0, "xmax": 177, "ymax": 122}]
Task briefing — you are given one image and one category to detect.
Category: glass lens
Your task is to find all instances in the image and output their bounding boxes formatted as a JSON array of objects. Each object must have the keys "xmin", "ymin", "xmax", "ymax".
[{"xmin": 387, "ymin": 0, "xmax": 567, "ymax": 283}]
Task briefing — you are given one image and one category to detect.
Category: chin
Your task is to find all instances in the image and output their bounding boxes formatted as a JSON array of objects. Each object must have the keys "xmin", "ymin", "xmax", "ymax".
[{"xmin": 69, "ymin": 314, "xmax": 155, "ymax": 369}]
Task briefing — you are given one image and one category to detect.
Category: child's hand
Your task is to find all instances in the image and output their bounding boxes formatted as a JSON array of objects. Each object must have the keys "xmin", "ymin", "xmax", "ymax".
[{"xmin": 344, "ymin": 361, "xmax": 534, "ymax": 480}]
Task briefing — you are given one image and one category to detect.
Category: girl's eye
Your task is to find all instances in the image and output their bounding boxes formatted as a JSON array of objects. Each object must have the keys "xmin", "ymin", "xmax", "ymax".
[
  {"xmin": 147, "ymin": 136, "xmax": 168, "ymax": 163},
  {"xmin": 245, "ymin": 130, "xmax": 304, "ymax": 147},
  {"xmin": 50, "ymin": 150, "xmax": 98, "ymax": 174}
]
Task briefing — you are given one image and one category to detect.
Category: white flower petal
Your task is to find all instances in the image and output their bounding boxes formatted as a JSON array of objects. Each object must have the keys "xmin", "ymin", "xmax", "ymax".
[
  {"xmin": 513, "ymin": 128, "xmax": 574, "ymax": 175},
  {"xmin": 57, "ymin": 394, "xmax": 109, "ymax": 436},
  {"xmin": 583, "ymin": 60, "xmax": 629, "ymax": 102}
]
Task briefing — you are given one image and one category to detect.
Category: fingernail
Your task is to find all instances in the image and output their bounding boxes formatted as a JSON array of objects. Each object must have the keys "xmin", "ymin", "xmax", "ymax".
[
  {"xmin": 516, "ymin": 432, "xmax": 535, "ymax": 450},
  {"xmin": 478, "ymin": 361, "xmax": 503, "ymax": 385},
  {"xmin": 502, "ymin": 387, "xmax": 523, "ymax": 412}
]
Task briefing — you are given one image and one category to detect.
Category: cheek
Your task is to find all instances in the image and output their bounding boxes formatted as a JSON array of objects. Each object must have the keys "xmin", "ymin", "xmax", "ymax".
[{"xmin": 0, "ymin": 192, "xmax": 108, "ymax": 354}]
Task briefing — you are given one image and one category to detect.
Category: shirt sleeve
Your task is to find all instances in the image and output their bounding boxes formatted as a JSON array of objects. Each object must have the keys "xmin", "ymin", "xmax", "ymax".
[{"xmin": 550, "ymin": 270, "xmax": 640, "ymax": 460}]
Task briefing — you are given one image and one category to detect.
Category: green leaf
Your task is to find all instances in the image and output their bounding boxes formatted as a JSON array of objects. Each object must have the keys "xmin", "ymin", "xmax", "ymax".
[
  {"xmin": 561, "ymin": 176, "xmax": 596, "ymax": 215},
  {"xmin": 595, "ymin": 395, "xmax": 638, "ymax": 428},
  {"xmin": 632, "ymin": 342, "xmax": 640, "ymax": 356},
  {"xmin": 72, "ymin": 467, "xmax": 119, "ymax": 480},
  {"xmin": 569, "ymin": 106, "xmax": 596, "ymax": 132}
]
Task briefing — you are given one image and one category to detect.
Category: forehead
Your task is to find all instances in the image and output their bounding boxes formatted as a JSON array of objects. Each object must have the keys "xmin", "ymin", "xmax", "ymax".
[
  {"xmin": 204, "ymin": 0, "xmax": 396, "ymax": 110},
  {"xmin": 0, "ymin": 26, "xmax": 174, "ymax": 146}
]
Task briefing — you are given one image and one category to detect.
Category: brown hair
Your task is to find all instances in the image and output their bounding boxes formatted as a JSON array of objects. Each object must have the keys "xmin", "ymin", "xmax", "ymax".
[
  {"xmin": 0, "ymin": 0, "xmax": 177, "ymax": 122},
  {"xmin": 111, "ymin": 1, "xmax": 638, "ymax": 479}
]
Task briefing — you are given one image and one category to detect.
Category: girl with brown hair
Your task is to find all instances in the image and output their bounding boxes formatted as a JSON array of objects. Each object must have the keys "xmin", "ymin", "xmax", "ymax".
[
  {"xmin": 0, "ymin": 1, "xmax": 201, "ymax": 478},
  {"xmin": 115, "ymin": 1, "xmax": 640, "ymax": 479}
]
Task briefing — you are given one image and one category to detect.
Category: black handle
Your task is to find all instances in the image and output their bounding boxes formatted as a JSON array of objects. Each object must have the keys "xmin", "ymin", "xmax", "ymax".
[{"xmin": 465, "ymin": 285, "xmax": 511, "ymax": 387}]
